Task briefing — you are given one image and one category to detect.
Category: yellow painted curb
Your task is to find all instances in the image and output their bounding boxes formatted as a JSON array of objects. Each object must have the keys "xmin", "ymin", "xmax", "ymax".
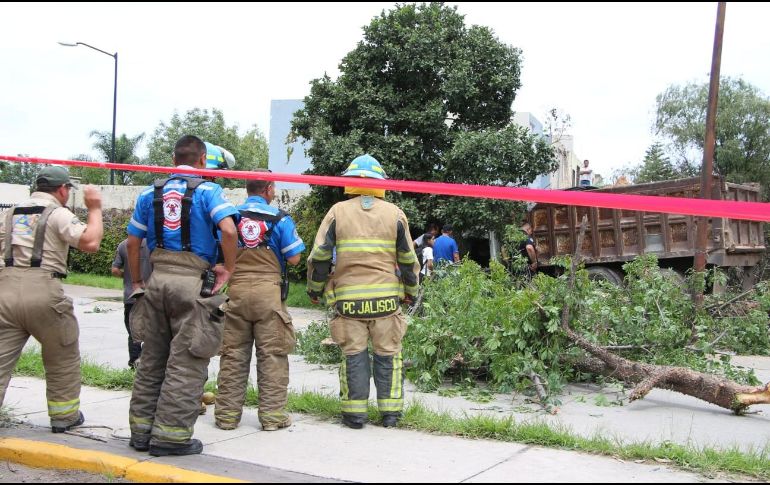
[
  {"xmin": 125, "ymin": 462, "xmax": 246, "ymax": 483},
  {"xmin": 0, "ymin": 438, "xmax": 246, "ymax": 483},
  {"xmin": 0, "ymin": 438, "xmax": 136, "ymax": 476}
]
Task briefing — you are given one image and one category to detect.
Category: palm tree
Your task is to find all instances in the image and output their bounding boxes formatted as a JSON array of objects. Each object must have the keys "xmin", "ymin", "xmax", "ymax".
[{"xmin": 89, "ymin": 130, "xmax": 145, "ymax": 185}]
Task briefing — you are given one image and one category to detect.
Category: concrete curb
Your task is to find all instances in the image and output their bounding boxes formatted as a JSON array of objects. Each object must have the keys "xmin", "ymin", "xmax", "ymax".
[{"xmin": 0, "ymin": 438, "xmax": 246, "ymax": 483}]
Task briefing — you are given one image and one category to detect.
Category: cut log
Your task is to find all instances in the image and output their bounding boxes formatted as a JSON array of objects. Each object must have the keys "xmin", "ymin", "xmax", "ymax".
[{"xmin": 562, "ymin": 217, "xmax": 770, "ymax": 414}]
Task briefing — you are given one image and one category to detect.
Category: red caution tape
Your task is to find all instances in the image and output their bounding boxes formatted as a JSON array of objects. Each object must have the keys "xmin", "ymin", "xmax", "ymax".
[{"xmin": 2, "ymin": 155, "xmax": 769, "ymax": 222}]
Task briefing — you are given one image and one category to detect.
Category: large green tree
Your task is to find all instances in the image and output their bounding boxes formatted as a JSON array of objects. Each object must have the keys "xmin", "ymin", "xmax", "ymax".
[
  {"xmin": 654, "ymin": 77, "xmax": 770, "ymax": 198},
  {"xmin": 632, "ymin": 142, "xmax": 680, "ymax": 184},
  {"xmin": 146, "ymin": 108, "xmax": 268, "ymax": 188},
  {"xmin": 0, "ymin": 154, "xmax": 42, "ymax": 186},
  {"xmin": 290, "ymin": 2, "xmax": 557, "ymax": 236}
]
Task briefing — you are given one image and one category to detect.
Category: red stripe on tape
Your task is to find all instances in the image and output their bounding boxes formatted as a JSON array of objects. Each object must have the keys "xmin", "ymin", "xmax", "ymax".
[{"xmin": 1, "ymin": 155, "xmax": 768, "ymax": 222}]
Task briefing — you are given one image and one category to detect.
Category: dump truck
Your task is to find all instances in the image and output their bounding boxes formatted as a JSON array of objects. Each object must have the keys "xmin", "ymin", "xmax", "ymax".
[{"xmin": 528, "ymin": 176, "xmax": 766, "ymax": 289}]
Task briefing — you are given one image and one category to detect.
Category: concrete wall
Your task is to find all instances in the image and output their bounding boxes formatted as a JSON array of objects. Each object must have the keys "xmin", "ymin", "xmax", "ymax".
[
  {"xmin": 0, "ymin": 183, "xmax": 30, "ymax": 205},
  {"xmin": 68, "ymin": 185, "xmax": 310, "ymax": 213}
]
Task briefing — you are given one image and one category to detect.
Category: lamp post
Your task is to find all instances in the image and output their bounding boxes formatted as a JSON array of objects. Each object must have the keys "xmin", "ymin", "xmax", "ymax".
[{"xmin": 58, "ymin": 41, "xmax": 118, "ymax": 185}]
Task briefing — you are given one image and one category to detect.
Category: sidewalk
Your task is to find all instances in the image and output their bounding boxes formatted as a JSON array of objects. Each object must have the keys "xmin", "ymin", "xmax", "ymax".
[{"xmin": 2, "ymin": 284, "xmax": 766, "ymax": 481}]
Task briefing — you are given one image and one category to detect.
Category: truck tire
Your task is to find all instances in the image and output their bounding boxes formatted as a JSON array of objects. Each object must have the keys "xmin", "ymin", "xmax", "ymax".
[
  {"xmin": 659, "ymin": 268, "xmax": 686, "ymax": 288},
  {"xmin": 586, "ymin": 266, "xmax": 624, "ymax": 286}
]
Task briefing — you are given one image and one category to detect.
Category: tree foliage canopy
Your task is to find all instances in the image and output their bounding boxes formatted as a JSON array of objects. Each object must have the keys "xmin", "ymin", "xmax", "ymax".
[
  {"xmin": 290, "ymin": 2, "xmax": 557, "ymax": 236},
  {"xmin": 145, "ymin": 108, "xmax": 268, "ymax": 188},
  {"xmin": 654, "ymin": 77, "xmax": 770, "ymax": 198}
]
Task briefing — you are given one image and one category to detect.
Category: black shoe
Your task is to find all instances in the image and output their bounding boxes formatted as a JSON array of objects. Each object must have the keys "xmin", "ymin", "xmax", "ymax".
[
  {"xmin": 149, "ymin": 439, "xmax": 203, "ymax": 457},
  {"xmin": 129, "ymin": 438, "xmax": 150, "ymax": 452},
  {"xmin": 51, "ymin": 411, "xmax": 84, "ymax": 433},
  {"xmin": 382, "ymin": 415, "xmax": 399, "ymax": 428},
  {"xmin": 342, "ymin": 415, "xmax": 364, "ymax": 430}
]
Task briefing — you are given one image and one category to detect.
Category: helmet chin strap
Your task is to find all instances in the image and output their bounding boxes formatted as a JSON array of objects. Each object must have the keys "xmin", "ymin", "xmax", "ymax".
[{"xmin": 344, "ymin": 186, "xmax": 385, "ymax": 198}]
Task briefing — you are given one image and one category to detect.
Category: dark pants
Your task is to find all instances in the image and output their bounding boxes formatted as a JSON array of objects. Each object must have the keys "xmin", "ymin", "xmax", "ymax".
[{"xmin": 124, "ymin": 303, "xmax": 143, "ymax": 365}]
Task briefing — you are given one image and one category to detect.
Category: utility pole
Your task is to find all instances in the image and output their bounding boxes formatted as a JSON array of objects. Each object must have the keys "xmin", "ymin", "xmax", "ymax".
[{"xmin": 693, "ymin": 2, "xmax": 726, "ymax": 307}]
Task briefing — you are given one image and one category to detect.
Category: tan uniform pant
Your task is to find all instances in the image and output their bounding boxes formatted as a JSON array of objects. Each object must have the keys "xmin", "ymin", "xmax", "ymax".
[
  {"xmin": 215, "ymin": 273, "xmax": 295, "ymax": 427},
  {"xmin": 128, "ymin": 249, "xmax": 227, "ymax": 447},
  {"xmin": 330, "ymin": 311, "xmax": 407, "ymax": 419},
  {"xmin": 0, "ymin": 268, "xmax": 81, "ymax": 428}
]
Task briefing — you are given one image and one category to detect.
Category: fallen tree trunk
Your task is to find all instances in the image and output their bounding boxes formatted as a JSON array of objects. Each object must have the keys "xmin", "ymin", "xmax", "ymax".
[{"xmin": 562, "ymin": 217, "xmax": 770, "ymax": 414}]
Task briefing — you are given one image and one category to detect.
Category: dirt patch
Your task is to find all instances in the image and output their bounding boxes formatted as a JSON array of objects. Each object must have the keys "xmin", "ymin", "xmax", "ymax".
[{"xmin": 0, "ymin": 461, "xmax": 129, "ymax": 483}]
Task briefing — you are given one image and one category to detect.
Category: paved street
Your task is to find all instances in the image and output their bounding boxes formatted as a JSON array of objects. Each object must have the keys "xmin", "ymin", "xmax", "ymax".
[{"xmin": 2, "ymin": 283, "xmax": 768, "ymax": 482}]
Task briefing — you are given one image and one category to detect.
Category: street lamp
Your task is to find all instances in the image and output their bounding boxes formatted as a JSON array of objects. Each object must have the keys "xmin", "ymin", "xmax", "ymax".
[{"xmin": 58, "ymin": 41, "xmax": 118, "ymax": 185}]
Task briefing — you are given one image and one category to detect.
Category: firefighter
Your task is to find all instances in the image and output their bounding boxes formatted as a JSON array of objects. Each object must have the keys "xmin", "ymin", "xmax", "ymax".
[
  {"xmin": 215, "ymin": 173, "xmax": 305, "ymax": 431},
  {"xmin": 126, "ymin": 135, "xmax": 238, "ymax": 456},
  {"xmin": 0, "ymin": 167, "xmax": 104, "ymax": 433},
  {"xmin": 203, "ymin": 142, "xmax": 236, "ymax": 182},
  {"xmin": 307, "ymin": 154, "xmax": 419, "ymax": 429}
]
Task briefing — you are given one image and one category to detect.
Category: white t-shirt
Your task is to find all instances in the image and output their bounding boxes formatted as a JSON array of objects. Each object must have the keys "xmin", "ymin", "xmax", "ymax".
[
  {"xmin": 421, "ymin": 246, "xmax": 433, "ymax": 276},
  {"xmin": 579, "ymin": 168, "xmax": 593, "ymax": 184}
]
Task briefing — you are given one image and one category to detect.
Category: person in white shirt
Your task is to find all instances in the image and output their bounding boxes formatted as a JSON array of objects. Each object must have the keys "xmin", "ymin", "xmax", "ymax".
[
  {"xmin": 419, "ymin": 233, "xmax": 435, "ymax": 284},
  {"xmin": 579, "ymin": 159, "xmax": 593, "ymax": 187}
]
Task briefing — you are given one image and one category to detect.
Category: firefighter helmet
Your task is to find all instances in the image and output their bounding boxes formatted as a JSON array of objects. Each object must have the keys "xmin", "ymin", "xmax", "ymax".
[
  {"xmin": 341, "ymin": 154, "xmax": 386, "ymax": 179},
  {"xmin": 204, "ymin": 142, "xmax": 236, "ymax": 170}
]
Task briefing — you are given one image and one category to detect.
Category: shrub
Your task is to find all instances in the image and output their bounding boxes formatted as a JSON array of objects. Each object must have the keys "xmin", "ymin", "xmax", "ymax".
[{"xmin": 68, "ymin": 209, "xmax": 131, "ymax": 275}]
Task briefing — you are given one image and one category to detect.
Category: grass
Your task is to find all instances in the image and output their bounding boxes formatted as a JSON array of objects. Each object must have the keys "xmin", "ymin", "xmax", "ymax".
[
  {"xmin": 65, "ymin": 272, "xmax": 317, "ymax": 309},
  {"xmin": 13, "ymin": 348, "xmax": 770, "ymax": 480},
  {"xmin": 66, "ymin": 272, "xmax": 123, "ymax": 291},
  {"xmin": 285, "ymin": 279, "xmax": 316, "ymax": 309}
]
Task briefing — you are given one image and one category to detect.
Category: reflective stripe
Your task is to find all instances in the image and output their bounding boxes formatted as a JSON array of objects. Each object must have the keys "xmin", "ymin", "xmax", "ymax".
[
  {"xmin": 152, "ymin": 423, "xmax": 193, "ymax": 443},
  {"xmin": 339, "ymin": 359, "xmax": 349, "ymax": 401},
  {"xmin": 310, "ymin": 247, "xmax": 332, "ymax": 260},
  {"xmin": 308, "ymin": 279, "xmax": 326, "ymax": 292},
  {"xmin": 281, "ymin": 239, "xmax": 303, "ymax": 254},
  {"xmin": 47, "ymin": 398, "xmax": 80, "ymax": 416},
  {"xmin": 377, "ymin": 401, "xmax": 404, "ymax": 412},
  {"xmin": 403, "ymin": 283, "xmax": 418, "ymax": 296},
  {"xmin": 390, "ymin": 352, "xmax": 403, "ymax": 399},
  {"xmin": 129, "ymin": 217, "xmax": 148, "ymax": 232},
  {"xmin": 341, "ymin": 399, "xmax": 369, "ymax": 413},
  {"xmin": 210, "ymin": 202, "xmax": 233, "ymax": 219},
  {"xmin": 397, "ymin": 252, "xmax": 416, "ymax": 263},
  {"xmin": 338, "ymin": 239, "xmax": 394, "ymax": 245},
  {"xmin": 333, "ymin": 283, "xmax": 402, "ymax": 299},
  {"xmin": 129, "ymin": 415, "xmax": 153, "ymax": 433},
  {"xmin": 337, "ymin": 239, "xmax": 396, "ymax": 253}
]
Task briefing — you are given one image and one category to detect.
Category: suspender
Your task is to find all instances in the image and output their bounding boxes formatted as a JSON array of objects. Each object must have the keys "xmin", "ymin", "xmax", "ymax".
[
  {"xmin": 237, "ymin": 208, "xmax": 287, "ymax": 248},
  {"xmin": 153, "ymin": 176, "xmax": 205, "ymax": 252},
  {"xmin": 3, "ymin": 204, "xmax": 58, "ymax": 268}
]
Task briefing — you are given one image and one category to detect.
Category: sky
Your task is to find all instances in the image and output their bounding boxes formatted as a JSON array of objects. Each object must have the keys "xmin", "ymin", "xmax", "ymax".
[{"xmin": 1, "ymin": 2, "xmax": 769, "ymax": 181}]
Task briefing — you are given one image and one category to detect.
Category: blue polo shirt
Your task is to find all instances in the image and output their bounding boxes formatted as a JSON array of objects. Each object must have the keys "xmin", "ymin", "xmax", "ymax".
[
  {"xmin": 127, "ymin": 174, "xmax": 238, "ymax": 265},
  {"xmin": 236, "ymin": 196, "xmax": 305, "ymax": 272},
  {"xmin": 433, "ymin": 234, "xmax": 459, "ymax": 265}
]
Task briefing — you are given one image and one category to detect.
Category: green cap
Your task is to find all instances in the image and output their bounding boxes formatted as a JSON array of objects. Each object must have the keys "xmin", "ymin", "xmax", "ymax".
[{"xmin": 36, "ymin": 166, "xmax": 78, "ymax": 190}]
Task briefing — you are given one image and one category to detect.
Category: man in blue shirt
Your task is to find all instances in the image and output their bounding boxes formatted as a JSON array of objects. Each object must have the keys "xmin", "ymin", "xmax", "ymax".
[
  {"xmin": 126, "ymin": 135, "xmax": 238, "ymax": 457},
  {"xmin": 215, "ymin": 175, "xmax": 305, "ymax": 432},
  {"xmin": 433, "ymin": 224, "xmax": 460, "ymax": 266}
]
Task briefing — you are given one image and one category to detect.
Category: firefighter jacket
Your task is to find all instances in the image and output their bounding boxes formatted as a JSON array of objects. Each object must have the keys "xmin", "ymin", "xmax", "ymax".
[{"xmin": 307, "ymin": 195, "xmax": 419, "ymax": 319}]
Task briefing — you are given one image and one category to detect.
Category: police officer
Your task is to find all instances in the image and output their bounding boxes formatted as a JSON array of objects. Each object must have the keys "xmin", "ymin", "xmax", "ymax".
[
  {"xmin": 215, "ymin": 174, "xmax": 305, "ymax": 431},
  {"xmin": 126, "ymin": 135, "xmax": 238, "ymax": 457},
  {"xmin": 0, "ymin": 167, "xmax": 103, "ymax": 433},
  {"xmin": 307, "ymin": 154, "xmax": 419, "ymax": 429}
]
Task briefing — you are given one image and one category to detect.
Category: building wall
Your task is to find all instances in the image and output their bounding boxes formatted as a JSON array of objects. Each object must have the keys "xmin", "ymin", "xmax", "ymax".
[
  {"xmin": 268, "ymin": 99, "xmax": 313, "ymax": 190},
  {"xmin": 0, "ymin": 183, "xmax": 30, "ymax": 206},
  {"xmin": 67, "ymin": 185, "xmax": 310, "ymax": 213}
]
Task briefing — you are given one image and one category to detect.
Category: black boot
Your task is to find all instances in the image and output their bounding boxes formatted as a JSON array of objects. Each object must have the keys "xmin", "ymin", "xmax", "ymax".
[
  {"xmin": 129, "ymin": 437, "xmax": 150, "ymax": 452},
  {"xmin": 382, "ymin": 414, "xmax": 399, "ymax": 428},
  {"xmin": 149, "ymin": 439, "xmax": 203, "ymax": 457},
  {"xmin": 342, "ymin": 415, "xmax": 365, "ymax": 430},
  {"xmin": 51, "ymin": 411, "xmax": 84, "ymax": 433}
]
